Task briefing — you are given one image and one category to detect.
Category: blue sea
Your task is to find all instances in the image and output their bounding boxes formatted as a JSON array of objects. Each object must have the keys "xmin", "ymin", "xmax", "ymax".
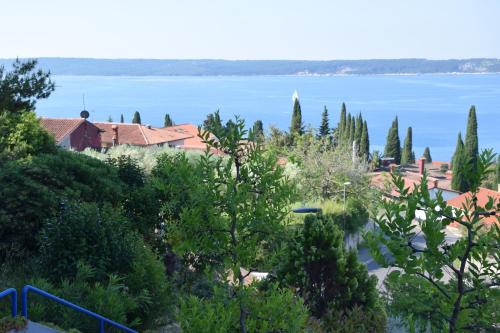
[{"xmin": 37, "ymin": 74, "xmax": 500, "ymax": 161}]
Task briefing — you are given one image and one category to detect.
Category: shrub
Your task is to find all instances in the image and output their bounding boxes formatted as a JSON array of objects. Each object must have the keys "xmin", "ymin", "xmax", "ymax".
[
  {"xmin": 277, "ymin": 213, "xmax": 382, "ymax": 320},
  {"xmin": 178, "ymin": 284, "xmax": 309, "ymax": 333},
  {"xmin": 38, "ymin": 203, "xmax": 174, "ymax": 330},
  {"xmin": 0, "ymin": 150, "xmax": 124, "ymax": 260}
]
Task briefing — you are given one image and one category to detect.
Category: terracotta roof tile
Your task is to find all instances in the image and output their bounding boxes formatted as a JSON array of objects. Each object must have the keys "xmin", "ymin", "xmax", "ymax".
[
  {"xmin": 447, "ymin": 187, "xmax": 499, "ymax": 225},
  {"xmin": 40, "ymin": 118, "xmax": 85, "ymax": 142},
  {"xmin": 94, "ymin": 123, "xmax": 191, "ymax": 146}
]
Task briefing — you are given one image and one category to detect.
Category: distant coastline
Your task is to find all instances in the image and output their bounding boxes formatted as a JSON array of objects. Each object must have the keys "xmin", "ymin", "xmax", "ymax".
[{"xmin": 1, "ymin": 58, "xmax": 500, "ymax": 76}]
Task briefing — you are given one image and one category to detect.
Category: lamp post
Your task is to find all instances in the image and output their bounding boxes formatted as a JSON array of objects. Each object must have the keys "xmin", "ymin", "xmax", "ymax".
[{"xmin": 343, "ymin": 182, "xmax": 351, "ymax": 229}]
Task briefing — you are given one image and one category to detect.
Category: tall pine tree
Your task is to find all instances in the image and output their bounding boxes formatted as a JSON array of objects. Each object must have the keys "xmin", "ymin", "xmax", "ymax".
[
  {"xmin": 401, "ymin": 127, "xmax": 413, "ymax": 165},
  {"xmin": 360, "ymin": 120, "xmax": 370, "ymax": 160},
  {"xmin": 423, "ymin": 147, "xmax": 432, "ymax": 163},
  {"xmin": 451, "ymin": 133, "xmax": 466, "ymax": 192},
  {"xmin": 384, "ymin": 116, "xmax": 401, "ymax": 164},
  {"xmin": 252, "ymin": 120, "xmax": 264, "ymax": 142},
  {"xmin": 132, "ymin": 111, "xmax": 141, "ymax": 124},
  {"xmin": 164, "ymin": 113, "xmax": 173, "ymax": 127},
  {"xmin": 319, "ymin": 106, "xmax": 330, "ymax": 138},
  {"xmin": 290, "ymin": 97, "xmax": 304, "ymax": 136},
  {"xmin": 120, "ymin": 114, "xmax": 124, "ymax": 123},
  {"xmin": 349, "ymin": 114, "xmax": 355, "ymax": 146}
]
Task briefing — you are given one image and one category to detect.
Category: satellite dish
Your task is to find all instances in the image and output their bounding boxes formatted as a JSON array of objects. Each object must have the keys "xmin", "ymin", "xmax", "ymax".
[{"xmin": 80, "ymin": 110, "xmax": 90, "ymax": 119}]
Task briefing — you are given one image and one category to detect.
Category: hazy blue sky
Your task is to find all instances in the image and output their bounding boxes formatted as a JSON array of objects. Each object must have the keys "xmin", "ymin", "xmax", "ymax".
[{"xmin": 2, "ymin": 0, "xmax": 499, "ymax": 59}]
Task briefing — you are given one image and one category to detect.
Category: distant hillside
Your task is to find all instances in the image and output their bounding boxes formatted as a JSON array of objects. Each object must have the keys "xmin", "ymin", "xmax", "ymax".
[{"xmin": 1, "ymin": 58, "xmax": 500, "ymax": 76}]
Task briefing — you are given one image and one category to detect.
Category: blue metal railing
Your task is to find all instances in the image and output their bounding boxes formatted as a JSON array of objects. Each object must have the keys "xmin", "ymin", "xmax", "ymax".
[
  {"xmin": 21, "ymin": 285, "xmax": 137, "ymax": 333},
  {"xmin": 0, "ymin": 288, "xmax": 17, "ymax": 317}
]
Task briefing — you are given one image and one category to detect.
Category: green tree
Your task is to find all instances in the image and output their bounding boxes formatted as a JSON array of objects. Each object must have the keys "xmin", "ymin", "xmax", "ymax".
[
  {"xmin": 401, "ymin": 127, "xmax": 413, "ymax": 165},
  {"xmin": 290, "ymin": 97, "xmax": 304, "ymax": 136},
  {"xmin": 0, "ymin": 59, "xmax": 55, "ymax": 114},
  {"xmin": 464, "ymin": 105, "xmax": 479, "ymax": 189},
  {"xmin": 278, "ymin": 213, "xmax": 384, "ymax": 324},
  {"xmin": 451, "ymin": 133, "xmax": 466, "ymax": 192},
  {"xmin": 164, "ymin": 117, "xmax": 295, "ymax": 332},
  {"xmin": 107, "ymin": 115, "xmax": 113, "ymax": 122},
  {"xmin": 367, "ymin": 150, "xmax": 500, "ymax": 333},
  {"xmin": 335, "ymin": 102, "xmax": 347, "ymax": 146},
  {"xmin": 422, "ymin": 146, "xmax": 432, "ymax": 163},
  {"xmin": 120, "ymin": 114, "xmax": 124, "ymax": 123},
  {"xmin": 360, "ymin": 120, "xmax": 370, "ymax": 160},
  {"xmin": 203, "ymin": 110, "xmax": 223, "ymax": 137},
  {"xmin": 384, "ymin": 116, "xmax": 401, "ymax": 164},
  {"xmin": 132, "ymin": 111, "xmax": 141, "ymax": 124},
  {"xmin": 354, "ymin": 113, "xmax": 363, "ymax": 148},
  {"xmin": 251, "ymin": 120, "xmax": 264, "ymax": 142},
  {"xmin": 0, "ymin": 111, "xmax": 56, "ymax": 160},
  {"xmin": 349, "ymin": 114, "xmax": 355, "ymax": 146},
  {"xmin": 319, "ymin": 106, "xmax": 330, "ymax": 138},
  {"xmin": 164, "ymin": 113, "xmax": 173, "ymax": 127}
]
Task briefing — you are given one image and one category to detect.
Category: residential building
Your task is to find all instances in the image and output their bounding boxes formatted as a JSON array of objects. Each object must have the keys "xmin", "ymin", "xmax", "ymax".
[{"xmin": 40, "ymin": 117, "xmax": 101, "ymax": 151}]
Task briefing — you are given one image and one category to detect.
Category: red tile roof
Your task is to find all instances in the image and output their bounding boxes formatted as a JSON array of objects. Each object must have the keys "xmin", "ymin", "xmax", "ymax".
[
  {"xmin": 40, "ymin": 118, "xmax": 85, "ymax": 142},
  {"xmin": 166, "ymin": 124, "xmax": 215, "ymax": 150},
  {"xmin": 371, "ymin": 171, "xmax": 441, "ymax": 197},
  {"xmin": 446, "ymin": 187, "xmax": 499, "ymax": 225},
  {"xmin": 94, "ymin": 123, "xmax": 191, "ymax": 146}
]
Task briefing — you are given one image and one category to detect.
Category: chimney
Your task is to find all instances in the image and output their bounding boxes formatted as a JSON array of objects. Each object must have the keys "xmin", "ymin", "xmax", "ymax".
[
  {"xmin": 418, "ymin": 158, "xmax": 426, "ymax": 175},
  {"xmin": 112, "ymin": 125, "xmax": 119, "ymax": 146}
]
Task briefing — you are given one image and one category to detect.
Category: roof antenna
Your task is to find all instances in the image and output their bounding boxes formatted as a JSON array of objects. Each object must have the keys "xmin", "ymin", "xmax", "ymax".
[{"xmin": 80, "ymin": 94, "xmax": 90, "ymax": 119}]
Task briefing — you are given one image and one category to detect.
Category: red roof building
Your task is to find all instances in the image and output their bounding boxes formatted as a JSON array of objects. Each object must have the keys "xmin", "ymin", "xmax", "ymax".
[
  {"xmin": 446, "ymin": 187, "xmax": 500, "ymax": 226},
  {"xmin": 40, "ymin": 118, "xmax": 101, "ymax": 151},
  {"xmin": 94, "ymin": 122, "xmax": 192, "ymax": 148},
  {"xmin": 165, "ymin": 124, "xmax": 219, "ymax": 152}
]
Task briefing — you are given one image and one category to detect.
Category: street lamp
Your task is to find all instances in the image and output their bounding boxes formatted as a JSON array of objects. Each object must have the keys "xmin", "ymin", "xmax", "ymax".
[{"xmin": 343, "ymin": 182, "xmax": 351, "ymax": 229}]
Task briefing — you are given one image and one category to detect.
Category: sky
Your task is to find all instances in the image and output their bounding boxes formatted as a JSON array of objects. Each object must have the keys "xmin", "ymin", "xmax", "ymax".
[{"xmin": 1, "ymin": 0, "xmax": 500, "ymax": 60}]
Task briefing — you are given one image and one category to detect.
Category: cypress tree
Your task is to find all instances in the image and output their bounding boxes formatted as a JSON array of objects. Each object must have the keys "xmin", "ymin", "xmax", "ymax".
[
  {"xmin": 451, "ymin": 133, "xmax": 466, "ymax": 191},
  {"xmin": 384, "ymin": 116, "xmax": 401, "ymax": 164},
  {"xmin": 360, "ymin": 120, "xmax": 369, "ymax": 160},
  {"xmin": 336, "ymin": 103, "xmax": 347, "ymax": 145},
  {"xmin": 132, "ymin": 111, "xmax": 141, "ymax": 124},
  {"xmin": 464, "ymin": 105, "xmax": 479, "ymax": 177},
  {"xmin": 423, "ymin": 147, "xmax": 432, "ymax": 163},
  {"xmin": 349, "ymin": 114, "xmax": 355, "ymax": 145},
  {"xmin": 401, "ymin": 127, "xmax": 413, "ymax": 165},
  {"xmin": 355, "ymin": 113, "xmax": 363, "ymax": 147},
  {"xmin": 410, "ymin": 151, "xmax": 416, "ymax": 164},
  {"xmin": 203, "ymin": 110, "xmax": 223, "ymax": 135},
  {"xmin": 290, "ymin": 98, "xmax": 304, "ymax": 136},
  {"xmin": 107, "ymin": 115, "xmax": 113, "ymax": 122},
  {"xmin": 252, "ymin": 120, "xmax": 264, "ymax": 142},
  {"xmin": 319, "ymin": 106, "xmax": 330, "ymax": 137},
  {"xmin": 120, "ymin": 114, "xmax": 124, "ymax": 123},
  {"xmin": 164, "ymin": 113, "xmax": 173, "ymax": 127}
]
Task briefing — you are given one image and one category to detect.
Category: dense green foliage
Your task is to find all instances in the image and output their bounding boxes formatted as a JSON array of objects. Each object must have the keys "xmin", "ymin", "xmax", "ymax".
[
  {"xmin": 0, "ymin": 59, "xmax": 55, "ymax": 113},
  {"xmin": 401, "ymin": 126, "xmax": 414, "ymax": 165},
  {"xmin": 131, "ymin": 111, "xmax": 141, "ymax": 124},
  {"xmin": 277, "ymin": 213, "xmax": 385, "ymax": 329},
  {"xmin": 0, "ymin": 110, "xmax": 56, "ymax": 160},
  {"xmin": 120, "ymin": 113, "xmax": 124, "ymax": 123},
  {"xmin": 384, "ymin": 116, "xmax": 401, "ymax": 164},
  {"xmin": 463, "ymin": 105, "xmax": 479, "ymax": 190},
  {"xmin": 367, "ymin": 150, "xmax": 500, "ymax": 332},
  {"xmin": 360, "ymin": 120, "xmax": 370, "ymax": 160}
]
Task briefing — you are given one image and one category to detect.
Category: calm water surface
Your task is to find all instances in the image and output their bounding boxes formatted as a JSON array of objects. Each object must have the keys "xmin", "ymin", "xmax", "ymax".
[{"xmin": 37, "ymin": 74, "xmax": 500, "ymax": 161}]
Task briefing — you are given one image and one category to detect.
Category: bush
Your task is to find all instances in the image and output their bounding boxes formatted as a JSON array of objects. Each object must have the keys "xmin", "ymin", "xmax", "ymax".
[
  {"xmin": 38, "ymin": 203, "xmax": 174, "ymax": 330},
  {"xmin": 278, "ymin": 213, "xmax": 382, "ymax": 320},
  {"xmin": 0, "ymin": 150, "xmax": 124, "ymax": 260},
  {"xmin": 178, "ymin": 284, "xmax": 309, "ymax": 333}
]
